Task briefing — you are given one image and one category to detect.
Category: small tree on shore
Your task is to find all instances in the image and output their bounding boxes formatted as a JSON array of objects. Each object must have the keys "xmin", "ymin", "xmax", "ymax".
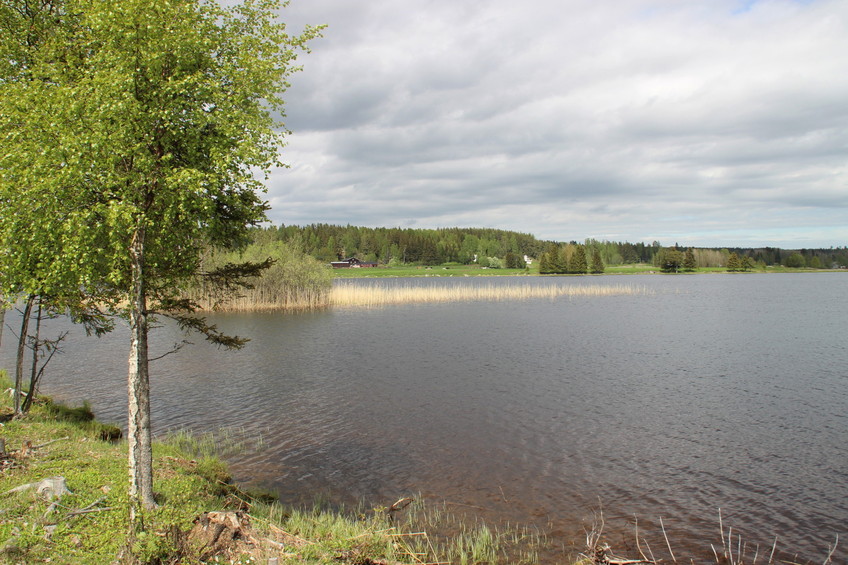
[
  {"xmin": 726, "ymin": 252, "xmax": 742, "ymax": 272},
  {"xmin": 656, "ymin": 248, "xmax": 685, "ymax": 273},
  {"xmin": 0, "ymin": 0, "xmax": 321, "ymax": 530}
]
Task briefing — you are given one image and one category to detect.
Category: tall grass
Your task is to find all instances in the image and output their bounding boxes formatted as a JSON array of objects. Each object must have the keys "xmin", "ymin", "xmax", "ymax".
[
  {"xmin": 248, "ymin": 496, "xmax": 546, "ymax": 564},
  {"xmin": 187, "ymin": 238, "xmax": 333, "ymax": 311},
  {"xmin": 330, "ymin": 281, "xmax": 649, "ymax": 308},
  {"xmin": 191, "ymin": 287, "xmax": 329, "ymax": 311}
]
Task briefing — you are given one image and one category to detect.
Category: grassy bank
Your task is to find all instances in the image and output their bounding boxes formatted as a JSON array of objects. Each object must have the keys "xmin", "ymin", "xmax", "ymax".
[{"xmin": 0, "ymin": 374, "xmax": 556, "ymax": 564}]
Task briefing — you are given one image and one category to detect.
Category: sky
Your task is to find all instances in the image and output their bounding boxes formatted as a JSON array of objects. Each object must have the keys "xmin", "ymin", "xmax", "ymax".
[{"xmin": 266, "ymin": 0, "xmax": 847, "ymax": 248}]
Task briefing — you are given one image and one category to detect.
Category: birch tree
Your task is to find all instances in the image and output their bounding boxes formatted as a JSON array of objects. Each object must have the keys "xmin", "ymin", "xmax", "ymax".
[{"xmin": 0, "ymin": 0, "xmax": 321, "ymax": 526}]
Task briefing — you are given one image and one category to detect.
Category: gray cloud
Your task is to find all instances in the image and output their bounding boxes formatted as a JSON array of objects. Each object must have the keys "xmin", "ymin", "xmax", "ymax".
[{"xmin": 271, "ymin": 0, "xmax": 848, "ymax": 247}]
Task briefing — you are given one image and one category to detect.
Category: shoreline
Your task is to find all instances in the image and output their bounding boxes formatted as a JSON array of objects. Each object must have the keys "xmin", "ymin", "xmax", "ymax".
[{"xmin": 2, "ymin": 376, "xmax": 837, "ymax": 564}]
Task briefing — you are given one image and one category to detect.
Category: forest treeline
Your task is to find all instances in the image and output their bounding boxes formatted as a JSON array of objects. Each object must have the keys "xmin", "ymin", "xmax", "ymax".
[{"xmin": 251, "ymin": 224, "xmax": 848, "ymax": 270}]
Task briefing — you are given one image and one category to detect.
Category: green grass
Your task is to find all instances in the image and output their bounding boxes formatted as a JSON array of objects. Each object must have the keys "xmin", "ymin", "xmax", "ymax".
[{"xmin": 0, "ymin": 387, "xmax": 228, "ymax": 562}]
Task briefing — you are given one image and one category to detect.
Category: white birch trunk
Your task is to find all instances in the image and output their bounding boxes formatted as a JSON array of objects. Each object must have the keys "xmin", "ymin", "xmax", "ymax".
[
  {"xmin": 128, "ymin": 226, "xmax": 156, "ymax": 521},
  {"xmin": 14, "ymin": 296, "xmax": 34, "ymax": 416}
]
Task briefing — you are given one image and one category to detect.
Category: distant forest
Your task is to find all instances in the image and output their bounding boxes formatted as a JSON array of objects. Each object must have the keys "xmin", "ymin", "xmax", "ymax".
[{"xmin": 256, "ymin": 224, "xmax": 848, "ymax": 269}]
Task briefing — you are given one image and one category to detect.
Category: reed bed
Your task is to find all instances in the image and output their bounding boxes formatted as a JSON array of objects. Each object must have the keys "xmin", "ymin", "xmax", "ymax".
[
  {"xmin": 189, "ymin": 282, "xmax": 649, "ymax": 311},
  {"xmin": 189, "ymin": 287, "xmax": 329, "ymax": 312},
  {"xmin": 330, "ymin": 282, "xmax": 649, "ymax": 308}
]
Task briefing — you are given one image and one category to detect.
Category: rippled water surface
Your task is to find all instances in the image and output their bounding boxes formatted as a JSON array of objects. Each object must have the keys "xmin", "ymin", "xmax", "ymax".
[{"xmin": 3, "ymin": 273, "xmax": 846, "ymax": 562}]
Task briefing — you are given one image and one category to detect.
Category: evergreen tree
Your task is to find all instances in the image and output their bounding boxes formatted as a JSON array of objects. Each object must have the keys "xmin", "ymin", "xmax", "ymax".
[
  {"xmin": 726, "ymin": 252, "xmax": 742, "ymax": 272},
  {"xmin": 538, "ymin": 251, "xmax": 552, "ymax": 274},
  {"xmin": 540, "ymin": 244, "xmax": 563, "ymax": 274},
  {"xmin": 559, "ymin": 246, "xmax": 571, "ymax": 273},
  {"xmin": 590, "ymin": 249, "xmax": 605, "ymax": 274},
  {"xmin": 505, "ymin": 252, "xmax": 526, "ymax": 269},
  {"xmin": 567, "ymin": 245, "xmax": 588, "ymax": 274},
  {"xmin": 683, "ymin": 248, "xmax": 697, "ymax": 271}
]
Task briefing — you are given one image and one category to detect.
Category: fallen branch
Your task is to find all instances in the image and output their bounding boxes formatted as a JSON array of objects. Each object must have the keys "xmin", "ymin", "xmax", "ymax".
[
  {"xmin": 31, "ymin": 437, "xmax": 70, "ymax": 450},
  {"xmin": 66, "ymin": 506, "xmax": 114, "ymax": 518},
  {"xmin": 66, "ymin": 496, "xmax": 113, "ymax": 518}
]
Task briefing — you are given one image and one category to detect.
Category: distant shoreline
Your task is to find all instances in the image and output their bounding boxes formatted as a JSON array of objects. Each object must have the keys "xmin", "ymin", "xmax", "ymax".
[{"xmin": 331, "ymin": 263, "xmax": 846, "ymax": 278}]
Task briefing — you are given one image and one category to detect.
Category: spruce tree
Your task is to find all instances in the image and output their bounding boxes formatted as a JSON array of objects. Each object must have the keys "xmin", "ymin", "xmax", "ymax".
[
  {"xmin": 684, "ymin": 248, "xmax": 697, "ymax": 271},
  {"xmin": 568, "ymin": 245, "xmax": 588, "ymax": 274},
  {"xmin": 542, "ymin": 244, "xmax": 564, "ymax": 274},
  {"xmin": 590, "ymin": 249, "xmax": 605, "ymax": 274},
  {"xmin": 726, "ymin": 252, "xmax": 742, "ymax": 272}
]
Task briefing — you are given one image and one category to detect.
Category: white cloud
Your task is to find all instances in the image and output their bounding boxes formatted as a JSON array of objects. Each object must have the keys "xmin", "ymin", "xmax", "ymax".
[{"xmin": 272, "ymin": 0, "xmax": 848, "ymax": 247}]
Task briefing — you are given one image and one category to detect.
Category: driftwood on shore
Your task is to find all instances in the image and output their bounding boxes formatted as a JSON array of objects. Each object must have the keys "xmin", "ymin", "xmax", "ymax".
[{"xmin": 4, "ymin": 476, "xmax": 72, "ymax": 499}]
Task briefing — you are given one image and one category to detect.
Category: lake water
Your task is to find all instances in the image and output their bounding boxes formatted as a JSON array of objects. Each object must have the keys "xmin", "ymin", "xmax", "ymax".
[{"xmin": 2, "ymin": 273, "xmax": 846, "ymax": 562}]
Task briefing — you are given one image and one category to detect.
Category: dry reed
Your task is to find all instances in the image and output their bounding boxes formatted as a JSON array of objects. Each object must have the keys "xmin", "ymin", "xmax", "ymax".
[
  {"xmin": 189, "ymin": 288, "xmax": 329, "ymax": 312},
  {"xmin": 330, "ymin": 282, "xmax": 649, "ymax": 308},
  {"xmin": 191, "ymin": 282, "xmax": 649, "ymax": 312}
]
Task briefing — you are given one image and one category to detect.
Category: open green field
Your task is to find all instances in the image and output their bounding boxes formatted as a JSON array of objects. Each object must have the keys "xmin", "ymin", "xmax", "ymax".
[{"xmin": 331, "ymin": 264, "xmax": 534, "ymax": 278}]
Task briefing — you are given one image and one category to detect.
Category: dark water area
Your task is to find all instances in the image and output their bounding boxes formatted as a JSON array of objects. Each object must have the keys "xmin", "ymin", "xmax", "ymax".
[{"xmin": 2, "ymin": 273, "xmax": 846, "ymax": 562}]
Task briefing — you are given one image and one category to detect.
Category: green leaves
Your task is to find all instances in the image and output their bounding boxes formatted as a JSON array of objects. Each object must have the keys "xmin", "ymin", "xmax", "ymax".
[{"xmin": 1, "ymin": 0, "xmax": 321, "ymax": 305}]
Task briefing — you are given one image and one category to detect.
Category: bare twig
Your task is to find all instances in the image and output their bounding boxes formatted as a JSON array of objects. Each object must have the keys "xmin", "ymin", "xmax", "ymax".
[
  {"xmin": 660, "ymin": 517, "xmax": 676, "ymax": 563},
  {"xmin": 642, "ymin": 538, "xmax": 657, "ymax": 564},
  {"xmin": 822, "ymin": 534, "xmax": 838, "ymax": 565},
  {"xmin": 149, "ymin": 340, "xmax": 191, "ymax": 362},
  {"xmin": 66, "ymin": 496, "xmax": 107, "ymax": 518},
  {"xmin": 67, "ymin": 506, "xmax": 114, "ymax": 518},
  {"xmin": 43, "ymin": 500, "xmax": 62, "ymax": 518}
]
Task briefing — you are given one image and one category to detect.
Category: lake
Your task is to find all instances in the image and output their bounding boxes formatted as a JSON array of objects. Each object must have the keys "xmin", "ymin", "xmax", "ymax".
[{"xmin": 2, "ymin": 273, "xmax": 845, "ymax": 562}]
